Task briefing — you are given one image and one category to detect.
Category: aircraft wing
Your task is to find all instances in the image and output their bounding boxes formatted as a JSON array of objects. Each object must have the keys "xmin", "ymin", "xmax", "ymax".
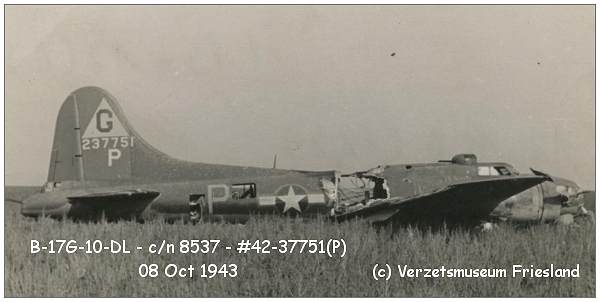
[{"xmin": 333, "ymin": 175, "xmax": 549, "ymax": 226}]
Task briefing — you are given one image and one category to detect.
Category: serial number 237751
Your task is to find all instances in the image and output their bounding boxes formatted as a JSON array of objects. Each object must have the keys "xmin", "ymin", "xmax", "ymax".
[{"xmin": 81, "ymin": 136, "xmax": 134, "ymax": 150}]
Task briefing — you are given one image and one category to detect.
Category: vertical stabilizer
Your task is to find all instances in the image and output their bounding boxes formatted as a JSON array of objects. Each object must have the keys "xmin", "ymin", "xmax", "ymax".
[
  {"xmin": 48, "ymin": 87, "xmax": 134, "ymax": 182},
  {"xmin": 47, "ymin": 86, "xmax": 293, "ymax": 183}
]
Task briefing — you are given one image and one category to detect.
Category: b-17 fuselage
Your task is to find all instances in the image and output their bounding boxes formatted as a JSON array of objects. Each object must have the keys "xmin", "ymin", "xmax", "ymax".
[{"xmin": 20, "ymin": 87, "xmax": 573, "ymax": 227}]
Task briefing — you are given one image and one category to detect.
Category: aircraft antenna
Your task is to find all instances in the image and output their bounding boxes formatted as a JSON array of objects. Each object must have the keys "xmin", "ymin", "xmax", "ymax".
[{"xmin": 273, "ymin": 154, "xmax": 277, "ymax": 169}]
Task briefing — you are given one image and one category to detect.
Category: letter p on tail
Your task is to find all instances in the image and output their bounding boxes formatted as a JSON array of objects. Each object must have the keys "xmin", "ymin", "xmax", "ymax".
[{"xmin": 108, "ymin": 149, "xmax": 122, "ymax": 167}]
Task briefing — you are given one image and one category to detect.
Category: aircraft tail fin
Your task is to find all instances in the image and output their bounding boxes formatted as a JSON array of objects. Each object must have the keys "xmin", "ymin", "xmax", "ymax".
[
  {"xmin": 48, "ymin": 86, "xmax": 291, "ymax": 183},
  {"xmin": 48, "ymin": 87, "xmax": 140, "ymax": 182}
]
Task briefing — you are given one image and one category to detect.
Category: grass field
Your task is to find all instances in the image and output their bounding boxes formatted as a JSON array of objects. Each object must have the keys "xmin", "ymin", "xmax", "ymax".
[{"xmin": 4, "ymin": 187, "xmax": 595, "ymax": 297}]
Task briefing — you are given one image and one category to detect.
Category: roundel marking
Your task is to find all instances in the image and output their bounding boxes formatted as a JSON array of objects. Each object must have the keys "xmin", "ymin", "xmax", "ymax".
[{"xmin": 274, "ymin": 184, "xmax": 309, "ymax": 214}]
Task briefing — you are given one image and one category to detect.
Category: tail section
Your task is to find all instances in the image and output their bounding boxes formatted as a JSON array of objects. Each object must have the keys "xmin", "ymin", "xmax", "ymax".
[
  {"xmin": 48, "ymin": 87, "xmax": 136, "ymax": 182},
  {"xmin": 48, "ymin": 87, "xmax": 292, "ymax": 183}
]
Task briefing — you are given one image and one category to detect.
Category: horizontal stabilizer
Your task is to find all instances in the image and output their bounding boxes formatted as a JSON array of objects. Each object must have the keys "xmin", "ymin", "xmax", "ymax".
[
  {"xmin": 66, "ymin": 189, "xmax": 159, "ymax": 220},
  {"xmin": 68, "ymin": 190, "xmax": 160, "ymax": 203},
  {"xmin": 5, "ymin": 198, "xmax": 23, "ymax": 204}
]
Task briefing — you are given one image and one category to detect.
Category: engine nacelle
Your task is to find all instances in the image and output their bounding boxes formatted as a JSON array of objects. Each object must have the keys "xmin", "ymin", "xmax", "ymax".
[{"xmin": 490, "ymin": 178, "xmax": 591, "ymax": 223}]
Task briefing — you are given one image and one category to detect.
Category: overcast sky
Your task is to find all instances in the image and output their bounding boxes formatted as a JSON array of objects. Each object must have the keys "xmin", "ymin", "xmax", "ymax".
[{"xmin": 5, "ymin": 5, "xmax": 595, "ymax": 189}]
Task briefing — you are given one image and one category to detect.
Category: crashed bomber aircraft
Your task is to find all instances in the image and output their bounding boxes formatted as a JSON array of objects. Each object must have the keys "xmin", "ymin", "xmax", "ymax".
[{"xmin": 19, "ymin": 87, "xmax": 591, "ymax": 227}]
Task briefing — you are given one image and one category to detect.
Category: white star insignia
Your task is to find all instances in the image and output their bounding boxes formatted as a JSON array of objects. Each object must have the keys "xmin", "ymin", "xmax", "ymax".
[{"xmin": 278, "ymin": 186, "xmax": 305, "ymax": 213}]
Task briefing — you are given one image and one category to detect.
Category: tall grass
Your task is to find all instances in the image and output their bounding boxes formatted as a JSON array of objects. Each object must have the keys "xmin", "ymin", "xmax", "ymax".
[{"xmin": 4, "ymin": 200, "xmax": 595, "ymax": 297}]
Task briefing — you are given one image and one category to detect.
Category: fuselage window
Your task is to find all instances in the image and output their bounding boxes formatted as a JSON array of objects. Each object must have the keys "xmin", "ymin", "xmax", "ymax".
[
  {"xmin": 477, "ymin": 166, "xmax": 490, "ymax": 176},
  {"xmin": 494, "ymin": 166, "xmax": 511, "ymax": 176},
  {"xmin": 231, "ymin": 183, "xmax": 256, "ymax": 199},
  {"xmin": 478, "ymin": 166, "xmax": 512, "ymax": 176}
]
